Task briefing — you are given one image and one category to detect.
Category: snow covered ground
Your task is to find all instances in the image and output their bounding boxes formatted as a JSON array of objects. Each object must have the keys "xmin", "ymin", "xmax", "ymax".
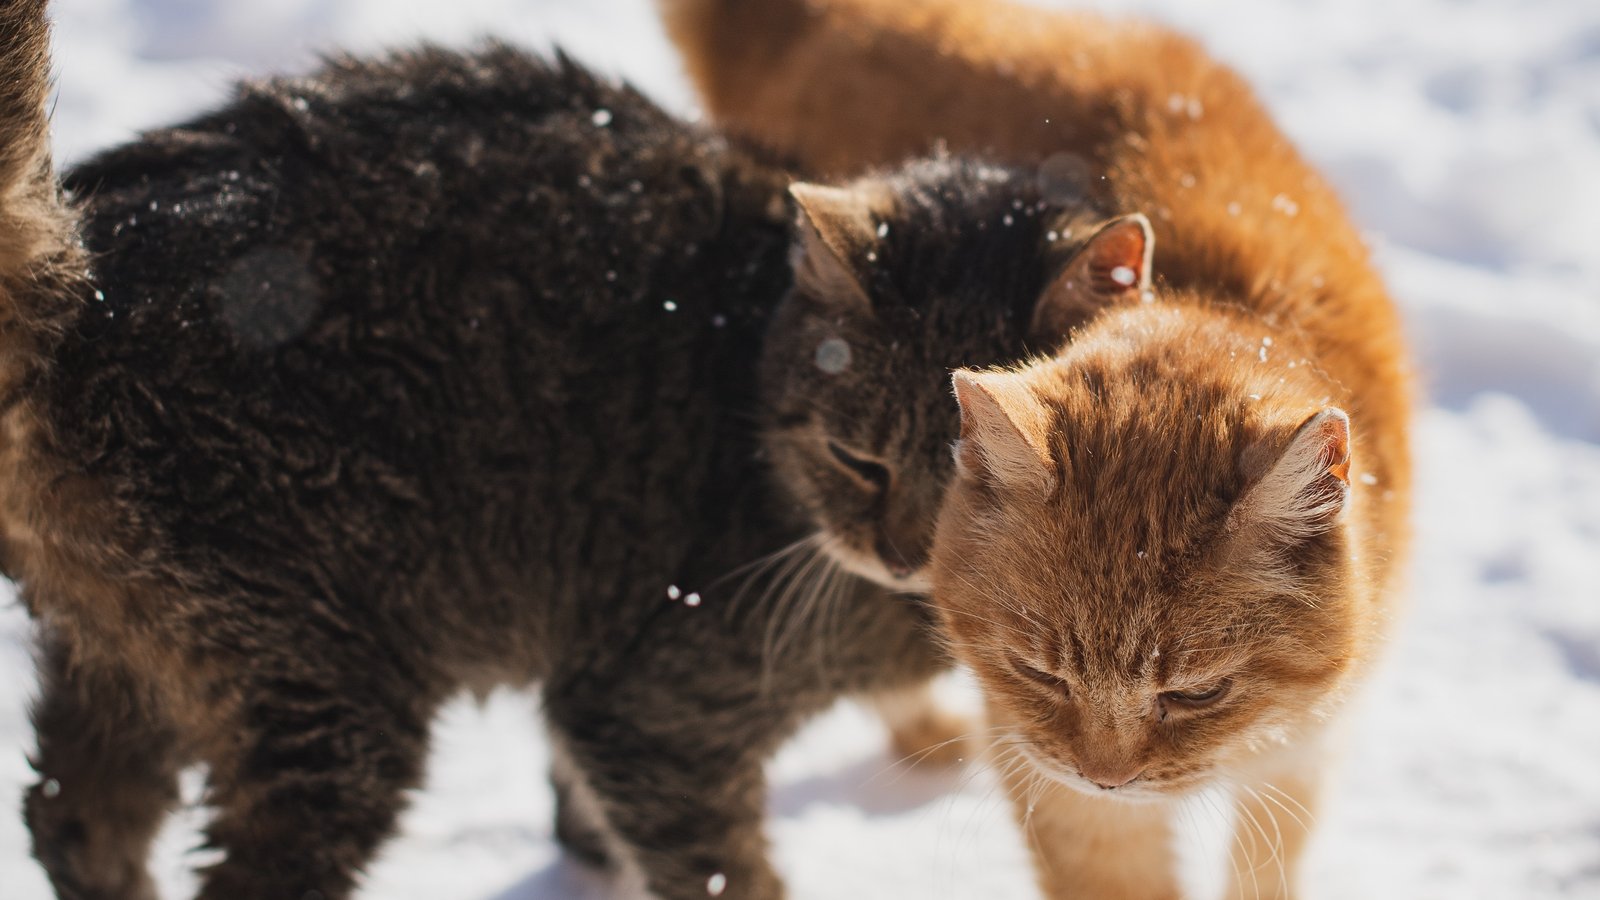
[{"xmin": 2, "ymin": 0, "xmax": 1598, "ymax": 897}]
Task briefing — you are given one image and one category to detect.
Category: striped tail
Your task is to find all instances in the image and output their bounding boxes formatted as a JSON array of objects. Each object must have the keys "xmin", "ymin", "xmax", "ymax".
[{"xmin": 0, "ymin": 0, "xmax": 67, "ymax": 279}]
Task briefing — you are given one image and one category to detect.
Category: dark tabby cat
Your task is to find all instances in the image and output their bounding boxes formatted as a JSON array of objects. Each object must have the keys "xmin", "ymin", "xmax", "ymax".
[{"xmin": 0, "ymin": 3, "xmax": 1149, "ymax": 898}]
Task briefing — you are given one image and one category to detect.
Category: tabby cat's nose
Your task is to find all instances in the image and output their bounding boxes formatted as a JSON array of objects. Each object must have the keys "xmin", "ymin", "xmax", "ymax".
[{"xmin": 874, "ymin": 534, "xmax": 921, "ymax": 579}]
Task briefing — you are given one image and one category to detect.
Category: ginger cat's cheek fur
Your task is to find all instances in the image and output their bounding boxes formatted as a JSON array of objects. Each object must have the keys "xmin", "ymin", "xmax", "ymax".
[{"xmin": 664, "ymin": 0, "xmax": 1413, "ymax": 896}]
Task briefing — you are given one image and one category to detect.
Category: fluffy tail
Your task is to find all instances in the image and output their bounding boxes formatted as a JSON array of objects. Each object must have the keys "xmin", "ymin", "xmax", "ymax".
[{"xmin": 0, "ymin": 0, "xmax": 67, "ymax": 279}]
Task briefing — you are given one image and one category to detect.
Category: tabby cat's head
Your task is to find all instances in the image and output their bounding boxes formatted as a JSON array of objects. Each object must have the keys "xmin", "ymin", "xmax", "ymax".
[
  {"xmin": 931, "ymin": 304, "xmax": 1368, "ymax": 799},
  {"xmin": 761, "ymin": 157, "xmax": 1152, "ymax": 590}
]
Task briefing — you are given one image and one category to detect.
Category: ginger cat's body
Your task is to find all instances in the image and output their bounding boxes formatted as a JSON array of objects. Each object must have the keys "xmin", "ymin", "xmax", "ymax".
[{"xmin": 663, "ymin": 1, "xmax": 1412, "ymax": 896}]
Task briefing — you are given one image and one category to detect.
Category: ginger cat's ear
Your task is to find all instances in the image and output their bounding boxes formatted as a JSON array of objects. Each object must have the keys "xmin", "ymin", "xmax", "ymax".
[
  {"xmin": 789, "ymin": 182, "xmax": 883, "ymax": 311},
  {"xmin": 951, "ymin": 370, "xmax": 1057, "ymax": 495},
  {"xmin": 1030, "ymin": 213, "xmax": 1154, "ymax": 347},
  {"xmin": 1234, "ymin": 407, "xmax": 1352, "ymax": 540}
]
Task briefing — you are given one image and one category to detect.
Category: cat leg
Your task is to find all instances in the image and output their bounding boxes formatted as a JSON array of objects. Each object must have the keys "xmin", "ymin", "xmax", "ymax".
[
  {"xmin": 872, "ymin": 680, "xmax": 975, "ymax": 768},
  {"xmin": 544, "ymin": 693, "xmax": 786, "ymax": 900},
  {"xmin": 194, "ymin": 665, "xmax": 436, "ymax": 900},
  {"xmin": 1003, "ymin": 768, "xmax": 1181, "ymax": 900},
  {"xmin": 548, "ymin": 737, "xmax": 615, "ymax": 869},
  {"xmin": 1223, "ymin": 752, "xmax": 1322, "ymax": 900},
  {"xmin": 25, "ymin": 636, "xmax": 182, "ymax": 900}
]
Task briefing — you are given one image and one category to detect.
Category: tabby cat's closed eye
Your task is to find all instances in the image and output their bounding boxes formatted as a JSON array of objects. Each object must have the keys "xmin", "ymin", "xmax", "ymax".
[{"xmin": 827, "ymin": 440, "xmax": 891, "ymax": 492}]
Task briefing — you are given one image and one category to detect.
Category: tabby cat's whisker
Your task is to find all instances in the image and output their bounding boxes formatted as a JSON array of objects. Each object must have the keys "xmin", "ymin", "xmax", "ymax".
[
  {"xmin": 716, "ymin": 533, "xmax": 818, "ymax": 589},
  {"xmin": 951, "ymin": 570, "xmax": 1050, "ymax": 634},
  {"xmin": 771, "ymin": 531, "xmax": 844, "ymax": 659},
  {"xmin": 755, "ymin": 538, "xmax": 828, "ymax": 689},
  {"xmin": 727, "ymin": 533, "xmax": 820, "ymax": 619}
]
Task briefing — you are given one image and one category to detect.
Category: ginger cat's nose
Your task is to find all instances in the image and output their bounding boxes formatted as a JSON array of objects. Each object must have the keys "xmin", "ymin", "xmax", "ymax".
[{"xmin": 1080, "ymin": 761, "xmax": 1144, "ymax": 790}]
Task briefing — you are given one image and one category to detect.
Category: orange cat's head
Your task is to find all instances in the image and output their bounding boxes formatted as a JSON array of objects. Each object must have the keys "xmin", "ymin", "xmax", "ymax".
[{"xmin": 931, "ymin": 304, "xmax": 1371, "ymax": 799}]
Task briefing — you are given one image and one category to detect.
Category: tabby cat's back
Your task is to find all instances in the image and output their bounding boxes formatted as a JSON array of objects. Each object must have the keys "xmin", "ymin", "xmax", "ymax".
[{"xmin": 38, "ymin": 47, "xmax": 798, "ymax": 656}]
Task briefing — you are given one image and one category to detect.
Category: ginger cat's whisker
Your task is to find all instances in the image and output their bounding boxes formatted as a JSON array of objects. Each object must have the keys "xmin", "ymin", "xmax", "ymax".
[
  {"xmin": 878, "ymin": 723, "xmax": 1010, "ymax": 776},
  {"xmin": 947, "ymin": 607, "xmax": 1044, "ymax": 644},
  {"xmin": 1224, "ymin": 794, "xmax": 1265, "ymax": 900},
  {"xmin": 950, "ymin": 568, "xmax": 1043, "ymax": 618},
  {"xmin": 1235, "ymin": 784, "xmax": 1287, "ymax": 892},
  {"xmin": 1255, "ymin": 787, "xmax": 1293, "ymax": 899},
  {"xmin": 1256, "ymin": 780, "xmax": 1318, "ymax": 832},
  {"xmin": 1199, "ymin": 789, "xmax": 1253, "ymax": 900},
  {"xmin": 948, "ymin": 570, "xmax": 1058, "ymax": 637}
]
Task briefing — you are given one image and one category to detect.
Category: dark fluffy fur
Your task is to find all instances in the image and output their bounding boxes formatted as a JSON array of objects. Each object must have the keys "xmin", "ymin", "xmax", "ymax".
[
  {"xmin": 1, "ymin": 20, "xmax": 949, "ymax": 900},
  {"xmin": 1, "ymin": 5, "xmax": 1127, "ymax": 898}
]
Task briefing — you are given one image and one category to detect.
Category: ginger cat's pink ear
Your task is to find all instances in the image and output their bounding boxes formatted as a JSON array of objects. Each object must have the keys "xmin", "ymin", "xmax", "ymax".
[
  {"xmin": 1030, "ymin": 213, "xmax": 1154, "ymax": 347},
  {"xmin": 789, "ymin": 182, "xmax": 882, "ymax": 311},
  {"xmin": 1235, "ymin": 407, "xmax": 1352, "ymax": 540},
  {"xmin": 951, "ymin": 370, "xmax": 1057, "ymax": 495}
]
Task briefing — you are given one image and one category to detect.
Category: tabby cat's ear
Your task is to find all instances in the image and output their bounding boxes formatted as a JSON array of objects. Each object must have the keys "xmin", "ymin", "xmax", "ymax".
[
  {"xmin": 1233, "ymin": 407, "xmax": 1352, "ymax": 541},
  {"xmin": 789, "ymin": 182, "xmax": 882, "ymax": 311},
  {"xmin": 1030, "ymin": 213, "xmax": 1154, "ymax": 347},
  {"xmin": 950, "ymin": 370, "xmax": 1057, "ymax": 495}
]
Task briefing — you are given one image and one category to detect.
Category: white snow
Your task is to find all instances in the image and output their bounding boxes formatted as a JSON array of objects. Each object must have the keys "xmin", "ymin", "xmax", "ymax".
[{"xmin": 3, "ymin": 0, "xmax": 1598, "ymax": 897}]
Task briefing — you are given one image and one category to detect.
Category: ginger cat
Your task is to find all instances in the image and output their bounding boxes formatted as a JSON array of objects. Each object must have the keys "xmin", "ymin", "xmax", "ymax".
[{"xmin": 662, "ymin": 0, "xmax": 1412, "ymax": 896}]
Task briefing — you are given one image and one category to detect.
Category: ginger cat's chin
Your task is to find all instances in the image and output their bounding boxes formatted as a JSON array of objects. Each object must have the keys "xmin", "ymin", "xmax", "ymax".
[{"xmin": 1016, "ymin": 746, "xmax": 1183, "ymax": 804}]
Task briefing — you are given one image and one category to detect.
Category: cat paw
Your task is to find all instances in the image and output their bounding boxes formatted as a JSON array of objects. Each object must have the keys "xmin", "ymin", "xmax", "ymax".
[{"xmin": 25, "ymin": 779, "xmax": 161, "ymax": 900}]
